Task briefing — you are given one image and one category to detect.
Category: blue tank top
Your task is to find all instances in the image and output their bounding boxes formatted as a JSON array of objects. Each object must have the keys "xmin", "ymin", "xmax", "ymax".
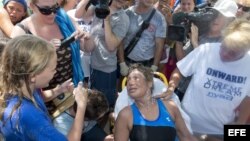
[{"xmin": 130, "ymin": 99, "xmax": 178, "ymax": 141}]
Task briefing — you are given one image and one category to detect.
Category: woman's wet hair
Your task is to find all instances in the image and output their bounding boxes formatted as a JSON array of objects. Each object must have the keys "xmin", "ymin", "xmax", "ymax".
[{"xmin": 127, "ymin": 63, "xmax": 154, "ymax": 84}]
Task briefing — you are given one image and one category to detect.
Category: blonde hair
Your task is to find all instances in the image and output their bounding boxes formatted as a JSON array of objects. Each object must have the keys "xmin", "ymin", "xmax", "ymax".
[
  {"xmin": 0, "ymin": 35, "xmax": 55, "ymax": 123},
  {"xmin": 236, "ymin": 0, "xmax": 250, "ymax": 7},
  {"xmin": 222, "ymin": 19, "xmax": 250, "ymax": 50}
]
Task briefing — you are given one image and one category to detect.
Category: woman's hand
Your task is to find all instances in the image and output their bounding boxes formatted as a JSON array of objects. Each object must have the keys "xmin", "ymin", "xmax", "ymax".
[
  {"xmin": 73, "ymin": 81, "xmax": 88, "ymax": 109},
  {"xmin": 153, "ymin": 88, "xmax": 174, "ymax": 100},
  {"xmin": 59, "ymin": 79, "xmax": 74, "ymax": 94},
  {"xmin": 50, "ymin": 38, "xmax": 61, "ymax": 50}
]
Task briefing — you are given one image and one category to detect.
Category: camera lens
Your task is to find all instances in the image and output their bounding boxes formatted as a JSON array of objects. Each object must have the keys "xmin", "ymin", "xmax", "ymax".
[{"xmin": 95, "ymin": 7, "xmax": 110, "ymax": 19}]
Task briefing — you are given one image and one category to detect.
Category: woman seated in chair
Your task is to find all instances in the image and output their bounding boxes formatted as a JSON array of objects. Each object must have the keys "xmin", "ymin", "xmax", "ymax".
[{"xmin": 114, "ymin": 64, "xmax": 197, "ymax": 141}]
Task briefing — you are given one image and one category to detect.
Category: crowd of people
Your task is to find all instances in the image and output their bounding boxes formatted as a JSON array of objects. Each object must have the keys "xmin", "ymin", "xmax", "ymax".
[{"xmin": 0, "ymin": 0, "xmax": 250, "ymax": 141}]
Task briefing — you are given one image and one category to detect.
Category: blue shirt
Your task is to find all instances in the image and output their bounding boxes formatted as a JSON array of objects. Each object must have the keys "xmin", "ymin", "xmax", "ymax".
[{"xmin": 0, "ymin": 89, "xmax": 67, "ymax": 141}]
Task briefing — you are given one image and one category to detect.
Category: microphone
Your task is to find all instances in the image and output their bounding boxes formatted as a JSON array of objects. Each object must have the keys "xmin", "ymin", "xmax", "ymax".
[{"xmin": 61, "ymin": 34, "xmax": 75, "ymax": 48}]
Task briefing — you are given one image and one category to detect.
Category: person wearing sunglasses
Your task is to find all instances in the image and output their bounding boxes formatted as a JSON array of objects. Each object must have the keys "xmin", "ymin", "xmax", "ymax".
[
  {"xmin": 0, "ymin": 0, "xmax": 27, "ymax": 38},
  {"xmin": 236, "ymin": 0, "xmax": 250, "ymax": 19}
]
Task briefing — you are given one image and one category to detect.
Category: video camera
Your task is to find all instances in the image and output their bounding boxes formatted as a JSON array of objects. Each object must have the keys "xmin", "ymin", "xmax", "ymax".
[
  {"xmin": 85, "ymin": 0, "xmax": 113, "ymax": 19},
  {"xmin": 168, "ymin": 2, "xmax": 218, "ymax": 42}
]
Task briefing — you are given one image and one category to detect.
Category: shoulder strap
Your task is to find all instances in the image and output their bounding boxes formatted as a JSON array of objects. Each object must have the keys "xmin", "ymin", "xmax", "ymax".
[
  {"xmin": 145, "ymin": 8, "xmax": 156, "ymax": 23},
  {"xmin": 16, "ymin": 23, "xmax": 32, "ymax": 34},
  {"xmin": 124, "ymin": 8, "xmax": 156, "ymax": 56}
]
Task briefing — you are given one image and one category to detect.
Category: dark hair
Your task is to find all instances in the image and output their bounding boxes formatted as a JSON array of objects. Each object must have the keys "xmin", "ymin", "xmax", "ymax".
[{"xmin": 73, "ymin": 89, "xmax": 109, "ymax": 120}]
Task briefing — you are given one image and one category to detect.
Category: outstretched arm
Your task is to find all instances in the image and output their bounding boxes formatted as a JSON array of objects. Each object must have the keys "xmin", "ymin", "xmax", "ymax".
[
  {"xmin": 75, "ymin": 0, "xmax": 94, "ymax": 18},
  {"xmin": 152, "ymin": 37, "xmax": 165, "ymax": 71},
  {"xmin": 114, "ymin": 107, "xmax": 132, "ymax": 141},
  {"xmin": 154, "ymin": 67, "xmax": 183, "ymax": 100},
  {"xmin": 0, "ymin": 9, "xmax": 15, "ymax": 37},
  {"xmin": 165, "ymin": 100, "xmax": 198, "ymax": 141},
  {"xmin": 235, "ymin": 96, "xmax": 250, "ymax": 124}
]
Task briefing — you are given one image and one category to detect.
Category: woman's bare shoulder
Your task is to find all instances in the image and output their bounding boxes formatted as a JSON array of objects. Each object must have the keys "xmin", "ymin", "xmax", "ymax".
[{"xmin": 117, "ymin": 105, "xmax": 133, "ymax": 119}]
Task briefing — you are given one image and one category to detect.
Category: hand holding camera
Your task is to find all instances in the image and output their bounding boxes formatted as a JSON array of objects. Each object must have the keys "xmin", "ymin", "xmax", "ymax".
[{"xmin": 86, "ymin": 0, "xmax": 113, "ymax": 19}]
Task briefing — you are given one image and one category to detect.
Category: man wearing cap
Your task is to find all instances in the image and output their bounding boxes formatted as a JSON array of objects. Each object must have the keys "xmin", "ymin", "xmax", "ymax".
[{"xmin": 0, "ymin": 0, "xmax": 27, "ymax": 38}]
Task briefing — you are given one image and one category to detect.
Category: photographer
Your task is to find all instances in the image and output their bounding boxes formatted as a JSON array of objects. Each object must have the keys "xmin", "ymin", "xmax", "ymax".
[
  {"xmin": 172, "ymin": 0, "xmax": 237, "ymax": 101},
  {"xmin": 168, "ymin": 0, "xmax": 195, "ymax": 100},
  {"xmin": 75, "ymin": 0, "xmax": 129, "ymax": 109}
]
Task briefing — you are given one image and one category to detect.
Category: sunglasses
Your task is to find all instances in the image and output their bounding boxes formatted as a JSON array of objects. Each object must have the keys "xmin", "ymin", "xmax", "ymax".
[
  {"xmin": 237, "ymin": 3, "xmax": 250, "ymax": 12},
  {"xmin": 34, "ymin": 3, "xmax": 60, "ymax": 15}
]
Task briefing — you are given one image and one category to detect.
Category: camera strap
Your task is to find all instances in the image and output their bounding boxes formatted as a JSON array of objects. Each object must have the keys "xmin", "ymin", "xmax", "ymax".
[{"xmin": 124, "ymin": 8, "xmax": 156, "ymax": 57}]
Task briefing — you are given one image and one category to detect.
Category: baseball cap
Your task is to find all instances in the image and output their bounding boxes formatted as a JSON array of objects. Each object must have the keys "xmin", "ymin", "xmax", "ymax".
[{"xmin": 212, "ymin": 0, "xmax": 238, "ymax": 17}]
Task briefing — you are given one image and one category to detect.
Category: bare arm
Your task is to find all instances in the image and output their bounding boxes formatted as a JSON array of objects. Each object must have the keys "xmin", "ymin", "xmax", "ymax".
[
  {"xmin": 235, "ymin": 96, "xmax": 250, "ymax": 124},
  {"xmin": 68, "ymin": 16, "xmax": 94, "ymax": 52},
  {"xmin": 117, "ymin": 42, "xmax": 125, "ymax": 63},
  {"xmin": 0, "ymin": 9, "xmax": 15, "ymax": 37},
  {"xmin": 67, "ymin": 82, "xmax": 88, "ymax": 141},
  {"xmin": 42, "ymin": 79, "xmax": 73, "ymax": 102},
  {"xmin": 104, "ymin": 16, "xmax": 123, "ymax": 52},
  {"xmin": 175, "ymin": 41, "xmax": 185, "ymax": 61},
  {"xmin": 153, "ymin": 37, "xmax": 165, "ymax": 67},
  {"xmin": 154, "ymin": 67, "xmax": 183, "ymax": 99},
  {"xmin": 114, "ymin": 107, "xmax": 132, "ymax": 141},
  {"xmin": 165, "ymin": 100, "xmax": 198, "ymax": 141},
  {"xmin": 75, "ymin": 0, "xmax": 93, "ymax": 18}
]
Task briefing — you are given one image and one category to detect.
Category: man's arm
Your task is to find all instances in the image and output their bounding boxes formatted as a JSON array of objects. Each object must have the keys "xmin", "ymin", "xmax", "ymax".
[
  {"xmin": 75, "ymin": 0, "xmax": 93, "ymax": 18},
  {"xmin": 104, "ymin": 16, "xmax": 123, "ymax": 52},
  {"xmin": 152, "ymin": 37, "xmax": 165, "ymax": 71},
  {"xmin": 154, "ymin": 68, "xmax": 183, "ymax": 99},
  {"xmin": 235, "ymin": 96, "xmax": 250, "ymax": 124}
]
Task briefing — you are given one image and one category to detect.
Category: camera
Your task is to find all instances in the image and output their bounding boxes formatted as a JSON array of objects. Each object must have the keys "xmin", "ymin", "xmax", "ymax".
[
  {"xmin": 168, "ymin": 2, "xmax": 218, "ymax": 42},
  {"xmin": 85, "ymin": 0, "xmax": 113, "ymax": 19}
]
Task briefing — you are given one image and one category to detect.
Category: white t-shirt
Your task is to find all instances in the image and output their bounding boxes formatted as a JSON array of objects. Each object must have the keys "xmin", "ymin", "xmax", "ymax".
[{"xmin": 177, "ymin": 43, "xmax": 250, "ymax": 135}]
